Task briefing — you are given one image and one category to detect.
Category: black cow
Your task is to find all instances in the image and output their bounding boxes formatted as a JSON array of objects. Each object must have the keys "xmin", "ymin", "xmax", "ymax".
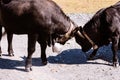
[
  {"xmin": 0, "ymin": 0, "xmax": 81, "ymax": 71},
  {"xmin": 74, "ymin": 1, "xmax": 120, "ymax": 67}
]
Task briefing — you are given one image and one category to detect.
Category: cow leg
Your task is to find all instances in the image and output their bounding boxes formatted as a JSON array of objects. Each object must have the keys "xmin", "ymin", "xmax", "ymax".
[
  {"xmin": 7, "ymin": 33, "xmax": 14, "ymax": 56},
  {"xmin": 25, "ymin": 34, "xmax": 38, "ymax": 72},
  {"xmin": 88, "ymin": 48, "xmax": 98, "ymax": 60},
  {"xmin": 0, "ymin": 26, "xmax": 2, "ymax": 56},
  {"xmin": 112, "ymin": 35, "xmax": 119, "ymax": 67},
  {"xmin": 37, "ymin": 38, "xmax": 47, "ymax": 65}
]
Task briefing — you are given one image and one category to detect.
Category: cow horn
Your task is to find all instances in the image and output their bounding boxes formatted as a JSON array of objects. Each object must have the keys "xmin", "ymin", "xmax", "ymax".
[
  {"xmin": 76, "ymin": 30, "xmax": 85, "ymax": 39},
  {"xmin": 63, "ymin": 22, "xmax": 75, "ymax": 39},
  {"xmin": 65, "ymin": 22, "xmax": 74, "ymax": 37},
  {"xmin": 64, "ymin": 24, "xmax": 86, "ymax": 40}
]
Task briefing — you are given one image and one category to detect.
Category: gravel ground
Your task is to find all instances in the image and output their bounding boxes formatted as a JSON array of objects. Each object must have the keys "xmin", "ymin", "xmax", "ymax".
[{"xmin": 0, "ymin": 13, "xmax": 120, "ymax": 80}]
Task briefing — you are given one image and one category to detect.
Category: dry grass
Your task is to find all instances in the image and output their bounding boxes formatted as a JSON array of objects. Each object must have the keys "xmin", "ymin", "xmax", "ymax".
[{"xmin": 53, "ymin": 0, "xmax": 118, "ymax": 13}]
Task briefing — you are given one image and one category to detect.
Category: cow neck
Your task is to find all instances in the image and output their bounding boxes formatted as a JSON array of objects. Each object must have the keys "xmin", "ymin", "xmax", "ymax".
[{"xmin": 81, "ymin": 28, "xmax": 98, "ymax": 50}]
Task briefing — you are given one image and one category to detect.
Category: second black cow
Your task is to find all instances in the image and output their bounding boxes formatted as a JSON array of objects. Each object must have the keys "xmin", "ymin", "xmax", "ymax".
[{"xmin": 75, "ymin": 2, "xmax": 120, "ymax": 67}]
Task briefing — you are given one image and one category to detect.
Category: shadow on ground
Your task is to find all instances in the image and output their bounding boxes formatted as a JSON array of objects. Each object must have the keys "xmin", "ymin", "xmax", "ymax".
[
  {"xmin": 0, "ymin": 45, "xmax": 120, "ymax": 71},
  {"xmin": 48, "ymin": 44, "xmax": 120, "ymax": 66},
  {"xmin": 48, "ymin": 48, "xmax": 114, "ymax": 66},
  {"xmin": 0, "ymin": 56, "xmax": 44, "ymax": 72}
]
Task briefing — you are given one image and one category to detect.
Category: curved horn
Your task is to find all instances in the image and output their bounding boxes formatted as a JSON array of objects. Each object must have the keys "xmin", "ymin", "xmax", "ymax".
[
  {"xmin": 76, "ymin": 30, "xmax": 85, "ymax": 39},
  {"xmin": 64, "ymin": 22, "xmax": 74, "ymax": 38}
]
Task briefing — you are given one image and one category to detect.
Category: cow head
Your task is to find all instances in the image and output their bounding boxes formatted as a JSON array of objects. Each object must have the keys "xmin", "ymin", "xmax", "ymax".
[
  {"xmin": 75, "ymin": 26, "xmax": 98, "ymax": 52},
  {"xmin": 74, "ymin": 27, "xmax": 92, "ymax": 52}
]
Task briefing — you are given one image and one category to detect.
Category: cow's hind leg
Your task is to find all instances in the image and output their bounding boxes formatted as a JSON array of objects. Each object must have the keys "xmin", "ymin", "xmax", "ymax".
[
  {"xmin": 25, "ymin": 34, "xmax": 38, "ymax": 72},
  {"xmin": 112, "ymin": 35, "xmax": 119, "ymax": 67},
  {"xmin": 7, "ymin": 33, "xmax": 14, "ymax": 56}
]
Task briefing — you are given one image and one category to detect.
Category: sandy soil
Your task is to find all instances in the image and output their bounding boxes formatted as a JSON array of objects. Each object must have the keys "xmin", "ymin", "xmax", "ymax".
[
  {"xmin": 53, "ymin": 0, "xmax": 118, "ymax": 13},
  {"xmin": 0, "ymin": 14, "xmax": 120, "ymax": 80}
]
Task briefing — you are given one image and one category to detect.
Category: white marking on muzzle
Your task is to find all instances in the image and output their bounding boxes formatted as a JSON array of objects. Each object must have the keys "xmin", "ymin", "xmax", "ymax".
[{"xmin": 52, "ymin": 43, "xmax": 63, "ymax": 53}]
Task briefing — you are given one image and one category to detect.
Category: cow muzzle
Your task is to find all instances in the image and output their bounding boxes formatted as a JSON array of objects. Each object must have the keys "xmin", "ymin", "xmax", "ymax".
[{"xmin": 52, "ymin": 43, "xmax": 63, "ymax": 53}]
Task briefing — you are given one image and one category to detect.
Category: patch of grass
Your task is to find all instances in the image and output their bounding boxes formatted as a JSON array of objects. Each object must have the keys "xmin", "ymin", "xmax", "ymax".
[{"xmin": 53, "ymin": 0, "xmax": 118, "ymax": 13}]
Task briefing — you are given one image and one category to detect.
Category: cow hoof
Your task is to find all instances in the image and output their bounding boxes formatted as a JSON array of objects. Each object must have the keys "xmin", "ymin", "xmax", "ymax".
[
  {"xmin": 42, "ymin": 61, "xmax": 47, "ymax": 65},
  {"xmin": 8, "ymin": 50, "xmax": 14, "ymax": 56},
  {"xmin": 25, "ymin": 67, "xmax": 32, "ymax": 72},
  {"xmin": 113, "ymin": 62, "xmax": 119, "ymax": 67},
  {"xmin": 8, "ymin": 53, "xmax": 14, "ymax": 56}
]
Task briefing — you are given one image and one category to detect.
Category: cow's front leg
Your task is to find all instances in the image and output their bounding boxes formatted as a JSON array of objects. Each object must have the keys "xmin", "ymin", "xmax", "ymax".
[
  {"xmin": 25, "ymin": 34, "xmax": 38, "ymax": 72},
  {"xmin": 112, "ymin": 36, "xmax": 119, "ymax": 67},
  {"xmin": 88, "ymin": 48, "xmax": 98, "ymax": 60},
  {"xmin": 38, "ymin": 37, "xmax": 47, "ymax": 65},
  {"xmin": 7, "ymin": 33, "xmax": 14, "ymax": 56},
  {"xmin": 41, "ymin": 42, "xmax": 47, "ymax": 65}
]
